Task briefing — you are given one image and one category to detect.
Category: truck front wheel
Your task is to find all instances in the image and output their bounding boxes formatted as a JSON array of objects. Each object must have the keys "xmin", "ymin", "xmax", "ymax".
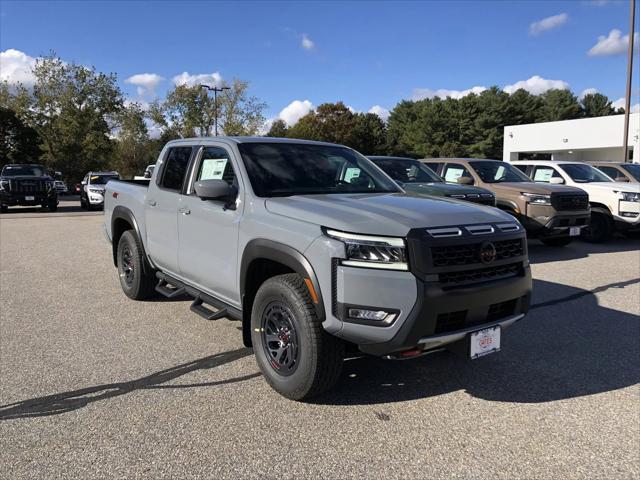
[
  {"xmin": 251, "ymin": 273, "xmax": 344, "ymax": 400},
  {"xmin": 581, "ymin": 212, "xmax": 613, "ymax": 243},
  {"xmin": 117, "ymin": 230, "xmax": 156, "ymax": 300}
]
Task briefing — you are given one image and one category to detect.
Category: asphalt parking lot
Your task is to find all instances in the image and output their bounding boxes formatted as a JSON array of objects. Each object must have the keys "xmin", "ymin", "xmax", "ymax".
[{"xmin": 1, "ymin": 199, "xmax": 638, "ymax": 479}]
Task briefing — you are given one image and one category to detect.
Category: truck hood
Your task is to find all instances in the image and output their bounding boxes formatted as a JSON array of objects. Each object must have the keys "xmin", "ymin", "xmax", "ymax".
[
  {"xmin": 265, "ymin": 193, "xmax": 513, "ymax": 237},
  {"xmin": 488, "ymin": 182, "xmax": 586, "ymax": 195},
  {"xmin": 402, "ymin": 183, "xmax": 492, "ymax": 197},
  {"xmin": 574, "ymin": 182, "xmax": 640, "ymax": 194}
]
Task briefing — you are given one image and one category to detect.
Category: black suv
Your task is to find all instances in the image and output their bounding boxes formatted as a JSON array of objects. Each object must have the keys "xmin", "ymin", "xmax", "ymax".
[{"xmin": 0, "ymin": 164, "xmax": 58, "ymax": 213}]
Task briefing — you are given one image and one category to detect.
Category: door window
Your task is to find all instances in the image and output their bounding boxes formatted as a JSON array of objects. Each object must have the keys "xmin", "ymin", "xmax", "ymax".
[
  {"xmin": 595, "ymin": 166, "xmax": 620, "ymax": 179},
  {"xmin": 443, "ymin": 164, "xmax": 472, "ymax": 183},
  {"xmin": 159, "ymin": 147, "xmax": 193, "ymax": 191},
  {"xmin": 531, "ymin": 166, "xmax": 562, "ymax": 183},
  {"xmin": 193, "ymin": 146, "xmax": 236, "ymax": 187}
]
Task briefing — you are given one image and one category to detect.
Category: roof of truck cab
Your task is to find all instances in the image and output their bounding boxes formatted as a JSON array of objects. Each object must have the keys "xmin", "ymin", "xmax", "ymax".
[
  {"xmin": 509, "ymin": 160, "xmax": 592, "ymax": 166},
  {"xmin": 421, "ymin": 158, "xmax": 502, "ymax": 163},
  {"xmin": 167, "ymin": 136, "xmax": 347, "ymax": 148}
]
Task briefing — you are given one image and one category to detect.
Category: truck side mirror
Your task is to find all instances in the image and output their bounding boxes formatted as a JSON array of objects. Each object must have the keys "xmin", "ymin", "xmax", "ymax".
[
  {"xmin": 615, "ymin": 176, "xmax": 630, "ymax": 183},
  {"xmin": 457, "ymin": 176, "xmax": 474, "ymax": 185},
  {"xmin": 194, "ymin": 179, "xmax": 238, "ymax": 203},
  {"xmin": 549, "ymin": 177, "xmax": 565, "ymax": 184}
]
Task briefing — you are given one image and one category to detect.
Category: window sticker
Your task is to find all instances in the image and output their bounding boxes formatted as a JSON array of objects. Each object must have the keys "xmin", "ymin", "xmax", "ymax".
[
  {"xmin": 344, "ymin": 167, "xmax": 361, "ymax": 183},
  {"xmin": 200, "ymin": 158, "xmax": 228, "ymax": 180},
  {"xmin": 444, "ymin": 167, "xmax": 464, "ymax": 182},
  {"xmin": 533, "ymin": 168, "xmax": 554, "ymax": 182}
]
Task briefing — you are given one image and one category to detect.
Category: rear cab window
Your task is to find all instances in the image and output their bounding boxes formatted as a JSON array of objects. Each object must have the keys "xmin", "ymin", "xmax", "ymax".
[{"xmin": 158, "ymin": 146, "xmax": 194, "ymax": 192}]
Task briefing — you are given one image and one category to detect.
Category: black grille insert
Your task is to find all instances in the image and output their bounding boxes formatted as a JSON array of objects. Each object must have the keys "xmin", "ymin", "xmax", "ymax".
[
  {"xmin": 431, "ymin": 239, "xmax": 524, "ymax": 268},
  {"xmin": 10, "ymin": 179, "xmax": 48, "ymax": 194},
  {"xmin": 552, "ymin": 194, "xmax": 589, "ymax": 211},
  {"xmin": 439, "ymin": 262, "xmax": 522, "ymax": 285},
  {"xmin": 435, "ymin": 310, "xmax": 467, "ymax": 334}
]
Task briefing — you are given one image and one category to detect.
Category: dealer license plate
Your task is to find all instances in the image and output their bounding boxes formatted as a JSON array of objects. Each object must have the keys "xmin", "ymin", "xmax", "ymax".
[
  {"xmin": 25, "ymin": 196, "xmax": 35, "ymax": 201},
  {"xmin": 569, "ymin": 227, "xmax": 580, "ymax": 236},
  {"xmin": 470, "ymin": 326, "xmax": 501, "ymax": 359}
]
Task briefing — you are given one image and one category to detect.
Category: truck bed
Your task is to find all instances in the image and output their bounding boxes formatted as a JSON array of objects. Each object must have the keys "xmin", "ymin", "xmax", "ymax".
[{"xmin": 104, "ymin": 179, "xmax": 150, "ymax": 244}]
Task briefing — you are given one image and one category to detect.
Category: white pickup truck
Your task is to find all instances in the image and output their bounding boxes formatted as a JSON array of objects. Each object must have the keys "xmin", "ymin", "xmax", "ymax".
[{"xmin": 511, "ymin": 160, "xmax": 640, "ymax": 242}]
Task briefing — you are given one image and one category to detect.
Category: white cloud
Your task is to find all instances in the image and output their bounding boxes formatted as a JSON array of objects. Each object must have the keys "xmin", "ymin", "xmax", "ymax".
[
  {"xmin": 588, "ymin": 29, "xmax": 639, "ymax": 57},
  {"xmin": 301, "ymin": 34, "xmax": 315, "ymax": 51},
  {"xmin": 172, "ymin": 71, "xmax": 223, "ymax": 87},
  {"xmin": 412, "ymin": 86, "xmax": 487, "ymax": 100},
  {"xmin": 529, "ymin": 13, "xmax": 568, "ymax": 36},
  {"xmin": 278, "ymin": 99, "xmax": 315, "ymax": 126},
  {"xmin": 125, "ymin": 73, "xmax": 164, "ymax": 97},
  {"xmin": 503, "ymin": 75, "xmax": 569, "ymax": 95},
  {"xmin": 579, "ymin": 88, "xmax": 598, "ymax": 99},
  {"xmin": 368, "ymin": 105, "xmax": 390, "ymax": 122},
  {"xmin": 0, "ymin": 48, "xmax": 37, "ymax": 87},
  {"xmin": 612, "ymin": 97, "xmax": 640, "ymax": 112}
]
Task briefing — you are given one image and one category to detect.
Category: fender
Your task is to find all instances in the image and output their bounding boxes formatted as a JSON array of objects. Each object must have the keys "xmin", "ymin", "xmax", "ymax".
[
  {"xmin": 588, "ymin": 202, "xmax": 612, "ymax": 216},
  {"xmin": 111, "ymin": 205, "xmax": 155, "ymax": 272},
  {"xmin": 240, "ymin": 239, "xmax": 325, "ymax": 322}
]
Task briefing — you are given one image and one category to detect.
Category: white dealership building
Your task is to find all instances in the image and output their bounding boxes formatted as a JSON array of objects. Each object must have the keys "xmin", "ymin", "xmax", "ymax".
[{"xmin": 503, "ymin": 113, "xmax": 640, "ymax": 164}]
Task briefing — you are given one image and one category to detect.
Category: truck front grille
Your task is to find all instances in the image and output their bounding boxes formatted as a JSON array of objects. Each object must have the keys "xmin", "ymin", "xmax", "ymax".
[
  {"xmin": 551, "ymin": 193, "xmax": 589, "ymax": 211},
  {"xmin": 10, "ymin": 179, "xmax": 48, "ymax": 194},
  {"xmin": 439, "ymin": 262, "xmax": 522, "ymax": 285},
  {"xmin": 431, "ymin": 238, "xmax": 524, "ymax": 268}
]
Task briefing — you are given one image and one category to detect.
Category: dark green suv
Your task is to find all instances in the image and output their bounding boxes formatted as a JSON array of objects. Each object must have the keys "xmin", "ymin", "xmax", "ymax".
[{"xmin": 369, "ymin": 156, "xmax": 496, "ymax": 206}]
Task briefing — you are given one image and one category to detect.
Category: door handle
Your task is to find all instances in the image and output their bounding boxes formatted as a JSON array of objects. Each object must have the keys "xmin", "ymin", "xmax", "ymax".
[
  {"xmin": 147, "ymin": 200, "xmax": 156, "ymax": 207},
  {"xmin": 178, "ymin": 206, "xmax": 191, "ymax": 215}
]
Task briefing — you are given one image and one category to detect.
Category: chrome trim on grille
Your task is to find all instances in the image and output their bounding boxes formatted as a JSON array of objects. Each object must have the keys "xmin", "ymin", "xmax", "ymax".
[
  {"xmin": 426, "ymin": 227, "xmax": 462, "ymax": 238},
  {"xmin": 465, "ymin": 224, "xmax": 495, "ymax": 235},
  {"xmin": 496, "ymin": 223, "xmax": 520, "ymax": 232}
]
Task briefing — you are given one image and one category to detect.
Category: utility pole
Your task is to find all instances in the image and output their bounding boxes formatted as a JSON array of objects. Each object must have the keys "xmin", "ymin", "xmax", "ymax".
[
  {"xmin": 200, "ymin": 84, "xmax": 230, "ymax": 136},
  {"xmin": 622, "ymin": 0, "xmax": 636, "ymax": 163}
]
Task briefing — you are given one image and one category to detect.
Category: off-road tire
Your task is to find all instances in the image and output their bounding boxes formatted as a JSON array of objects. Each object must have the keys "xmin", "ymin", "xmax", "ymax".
[
  {"xmin": 581, "ymin": 212, "xmax": 613, "ymax": 243},
  {"xmin": 251, "ymin": 273, "xmax": 344, "ymax": 400},
  {"xmin": 117, "ymin": 230, "xmax": 156, "ymax": 300},
  {"xmin": 47, "ymin": 199, "xmax": 58, "ymax": 212},
  {"xmin": 0, "ymin": 204, "xmax": 7, "ymax": 213},
  {"xmin": 541, "ymin": 236, "xmax": 573, "ymax": 247}
]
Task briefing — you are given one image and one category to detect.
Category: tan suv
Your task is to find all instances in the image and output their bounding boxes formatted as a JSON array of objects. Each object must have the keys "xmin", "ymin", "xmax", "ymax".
[{"xmin": 422, "ymin": 158, "xmax": 590, "ymax": 246}]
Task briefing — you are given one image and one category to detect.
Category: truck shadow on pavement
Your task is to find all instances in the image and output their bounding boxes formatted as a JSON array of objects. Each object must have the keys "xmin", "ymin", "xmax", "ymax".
[
  {"xmin": 314, "ymin": 277, "xmax": 640, "ymax": 406},
  {"xmin": 0, "ymin": 348, "xmax": 259, "ymax": 421},
  {"xmin": 528, "ymin": 236, "xmax": 639, "ymax": 265}
]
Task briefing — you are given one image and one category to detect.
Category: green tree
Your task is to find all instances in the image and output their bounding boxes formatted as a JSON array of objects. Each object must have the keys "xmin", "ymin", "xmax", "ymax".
[
  {"xmin": 150, "ymin": 79, "xmax": 266, "ymax": 138},
  {"xmin": 112, "ymin": 102, "xmax": 154, "ymax": 178},
  {"xmin": 581, "ymin": 93, "xmax": 615, "ymax": 117},
  {"xmin": 0, "ymin": 107, "xmax": 42, "ymax": 166},
  {"xmin": 266, "ymin": 119, "xmax": 288, "ymax": 137},
  {"xmin": 536, "ymin": 89, "xmax": 582, "ymax": 122},
  {"xmin": 350, "ymin": 113, "xmax": 386, "ymax": 154}
]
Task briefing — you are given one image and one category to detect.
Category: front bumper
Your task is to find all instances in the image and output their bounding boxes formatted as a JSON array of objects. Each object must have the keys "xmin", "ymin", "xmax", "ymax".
[
  {"xmin": 87, "ymin": 192, "xmax": 105, "ymax": 205},
  {"xmin": 522, "ymin": 206, "xmax": 590, "ymax": 238},
  {"xmin": 614, "ymin": 200, "xmax": 640, "ymax": 229},
  {"xmin": 0, "ymin": 191, "xmax": 56, "ymax": 206}
]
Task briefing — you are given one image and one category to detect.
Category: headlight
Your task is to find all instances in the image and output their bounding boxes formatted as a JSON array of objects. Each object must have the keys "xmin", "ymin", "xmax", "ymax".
[
  {"xmin": 0, "ymin": 180, "xmax": 9, "ymax": 191},
  {"xmin": 619, "ymin": 191, "xmax": 640, "ymax": 202},
  {"xmin": 521, "ymin": 192, "xmax": 551, "ymax": 206},
  {"xmin": 324, "ymin": 229, "xmax": 408, "ymax": 270}
]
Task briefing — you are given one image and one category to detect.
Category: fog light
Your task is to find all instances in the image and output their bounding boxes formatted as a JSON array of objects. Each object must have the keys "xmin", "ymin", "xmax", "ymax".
[
  {"xmin": 348, "ymin": 308, "xmax": 396, "ymax": 324},
  {"xmin": 620, "ymin": 212, "xmax": 639, "ymax": 218}
]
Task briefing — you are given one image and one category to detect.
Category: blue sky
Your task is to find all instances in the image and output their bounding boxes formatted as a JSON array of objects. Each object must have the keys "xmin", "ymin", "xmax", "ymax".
[{"xmin": 1, "ymin": 0, "xmax": 638, "ymax": 125}]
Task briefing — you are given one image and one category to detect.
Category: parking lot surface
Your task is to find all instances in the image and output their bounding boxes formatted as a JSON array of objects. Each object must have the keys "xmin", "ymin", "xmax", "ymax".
[{"xmin": 1, "ymin": 205, "xmax": 638, "ymax": 479}]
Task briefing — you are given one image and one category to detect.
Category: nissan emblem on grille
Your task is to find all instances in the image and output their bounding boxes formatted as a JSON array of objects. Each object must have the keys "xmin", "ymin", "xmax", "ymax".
[{"xmin": 479, "ymin": 242, "xmax": 497, "ymax": 264}]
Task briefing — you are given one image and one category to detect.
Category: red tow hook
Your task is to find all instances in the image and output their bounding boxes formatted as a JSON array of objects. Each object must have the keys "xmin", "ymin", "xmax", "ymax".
[
  {"xmin": 112, "ymin": 192, "xmax": 119, "ymax": 199},
  {"xmin": 399, "ymin": 347, "xmax": 424, "ymax": 358}
]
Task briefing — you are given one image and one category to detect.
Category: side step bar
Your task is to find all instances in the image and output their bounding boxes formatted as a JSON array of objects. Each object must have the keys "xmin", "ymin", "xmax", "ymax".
[{"xmin": 155, "ymin": 272, "xmax": 242, "ymax": 321}]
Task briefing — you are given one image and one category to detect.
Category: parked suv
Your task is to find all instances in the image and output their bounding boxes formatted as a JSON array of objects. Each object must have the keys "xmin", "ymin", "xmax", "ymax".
[
  {"xmin": 591, "ymin": 162, "xmax": 640, "ymax": 184},
  {"xmin": 104, "ymin": 138, "xmax": 532, "ymax": 400},
  {"xmin": 0, "ymin": 164, "xmax": 58, "ymax": 213},
  {"xmin": 80, "ymin": 171, "xmax": 120, "ymax": 210},
  {"xmin": 511, "ymin": 161, "xmax": 640, "ymax": 242},
  {"xmin": 368, "ymin": 156, "xmax": 495, "ymax": 206},
  {"xmin": 422, "ymin": 158, "xmax": 590, "ymax": 247}
]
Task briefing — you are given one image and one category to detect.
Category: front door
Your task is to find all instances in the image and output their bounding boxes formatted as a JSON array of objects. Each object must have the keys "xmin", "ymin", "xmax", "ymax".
[
  {"xmin": 145, "ymin": 146, "xmax": 193, "ymax": 275},
  {"xmin": 177, "ymin": 144, "xmax": 243, "ymax": 306}
]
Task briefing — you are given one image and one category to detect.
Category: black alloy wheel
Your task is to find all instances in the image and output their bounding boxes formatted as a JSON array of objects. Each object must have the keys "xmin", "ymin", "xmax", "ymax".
[{"xmin": 261, "ymin": 301, "xmax": 300, "ymax": 376}]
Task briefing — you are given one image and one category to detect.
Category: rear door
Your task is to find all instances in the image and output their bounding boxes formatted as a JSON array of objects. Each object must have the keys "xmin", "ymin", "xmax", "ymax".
[
  {"xmin": 145, "ymin": 146, "xmax": 194, "ymax": 275},
  {"xmin": 177, "ymin": 144, "xmax": 243, "ymax": 305}
]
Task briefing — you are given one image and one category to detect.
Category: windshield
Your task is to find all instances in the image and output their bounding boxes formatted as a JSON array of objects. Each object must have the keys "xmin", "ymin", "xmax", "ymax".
[
  {"xmin": 90, "ymin": 175, "xmax": 119, "ymax": 185},
  {"xmin": 560, "ymin": 164, "xmax": 611, "ymax": 183},
  {"xmin": 371, "ymin": 158, "xmax": 443, "ymax": 184},
  {"xmin": 1, "ymin": 165, "xmax": 47, "ymax": 177},
  {"xmin": 470, "ymin": 161, "xmax": 532, "ymax": 183},
  {"xmin": 237, "ymin": 143, "xmax": 401, "ymax": 197},
  {"xmin": 621, "ymin": 164, "xmax": 640, "ymax": 181}
]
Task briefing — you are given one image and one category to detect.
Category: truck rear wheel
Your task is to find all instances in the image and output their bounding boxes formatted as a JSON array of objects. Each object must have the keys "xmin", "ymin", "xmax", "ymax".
[
  {"xmin": 250, "ymin": 273, "xmax": 344, "ymax": 400},
  {"xmin": 581, "ymin": 212, "xmax": 613, "ymax": 243},
  {"xmin": 117, "ymin": 230, "xmax": 156, "ymax": 300}
]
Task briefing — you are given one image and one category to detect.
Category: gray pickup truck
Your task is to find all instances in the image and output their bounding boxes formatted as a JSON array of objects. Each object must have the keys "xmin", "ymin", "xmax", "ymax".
[{"xmin": 104, "ymin": 137, "xmax": 532, "ymax": 400}]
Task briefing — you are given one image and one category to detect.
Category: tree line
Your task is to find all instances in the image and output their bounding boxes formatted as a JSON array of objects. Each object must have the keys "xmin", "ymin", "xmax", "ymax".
[
  {"xmin": 267, "ymin": 88, "xmax": 621, "ymax": 159},
  {"xmin": 1, "ymin": 52, "xmax": 625, "ymax": 184}
]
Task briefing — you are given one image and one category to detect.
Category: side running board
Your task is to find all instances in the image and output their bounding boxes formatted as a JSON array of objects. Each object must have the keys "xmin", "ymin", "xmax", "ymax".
[
  {"xmin": 155, "ymin": 279, "xmax": 186, "ymax": 298},
  {"xmin": 190, "ymin": 298, "xmax": 228, "ymax": 321}
]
